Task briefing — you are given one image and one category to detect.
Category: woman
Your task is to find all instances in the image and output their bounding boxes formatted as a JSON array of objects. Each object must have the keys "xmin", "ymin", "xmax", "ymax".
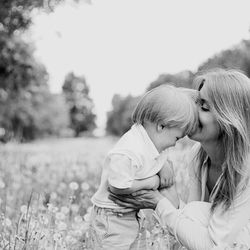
[{"xmin": 109, "ymin": 69, "xmax": 250, "ymax": 249}]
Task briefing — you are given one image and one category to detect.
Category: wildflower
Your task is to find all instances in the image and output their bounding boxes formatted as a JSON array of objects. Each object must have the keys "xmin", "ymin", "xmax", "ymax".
[
  {"xmin": 69, "ymin": 182, "xmax": 79, "ymax": 191},
  {"xmin": 65, "ymin": 235, "xmax": 77, "ymax": 245},
  {"xmin": 59, "ymin": 182, "xmax": 67, "ymax": 190},
  {"xmin": 57, "ymin": 221, "xmax": 67, "ymax": 231},
  {"xmin": 61, "ymin": 206, "xmax": 70, "ymax": 215},
  {"xmin": 81, "ymin": 182, "xmax": 90, "ymax": 191},
  {"xmin": 83, "ymin": 213, "xmax": 90, "ymax": 222},
  {"xmin": 81, "ymin": 222, "xmax": 90, "ymax": 233},
  {"xmin": 53, "ymin": 232, "xmax": 62, "ymax": 242},
  {"xmin": 39, "ymin": 215, "xmax": 49, "ymax": 225},
  {"xmin": 87, "ymin": 206, "xmax": 93, "ymax": 214},
  {"xmin": 56, "ymin": 212, "xmax": 65, "ymax": 221},
  {"xmin": 71, "ymin": 204, "xmax": 79, "ymax": 213},
  {"xmin": 4, "ymin": 218, "xmax": 12, "ymax": 227},
  {"xmin": 69, "ymin": 195, "xmax": 76, "ymax": 203},
  {"xmin": 20, "ymin": 205, "xmax": 28, "ymax": 214},
  {"xmin": 74, "ymin": 215, "xmax": 83, "ymax": 223},
  {"xmin": 72, "ymin": 229, "xmax": 82, "ymax": 237},
  {"xmin": 50, "ymin": 192, "xmax": 58, "ymax": 200},
  {"xmin": 0, "ymin": 180, "xmax": 5, "ymax": 189},
  {"xmin": 47, "ymin": 203, "xmax": 58, "ymax": 213}
]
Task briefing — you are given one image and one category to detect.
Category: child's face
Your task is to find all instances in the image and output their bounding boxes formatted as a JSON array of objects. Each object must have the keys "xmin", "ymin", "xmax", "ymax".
[{"xmin": 155, "ymin": 125, "xmax": 185, "ymax": 152}]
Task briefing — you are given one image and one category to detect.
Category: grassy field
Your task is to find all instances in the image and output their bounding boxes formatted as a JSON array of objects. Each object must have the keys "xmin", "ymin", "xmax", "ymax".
[{"xmin": 0, "ymin": 136, "xmax": 191, "ymax": 249}]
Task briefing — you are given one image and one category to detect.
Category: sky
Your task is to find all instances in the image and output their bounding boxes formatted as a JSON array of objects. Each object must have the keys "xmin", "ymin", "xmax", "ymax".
[{"xmin": 27, "ymin": 0, "xmax": 250, "ymax": 132}]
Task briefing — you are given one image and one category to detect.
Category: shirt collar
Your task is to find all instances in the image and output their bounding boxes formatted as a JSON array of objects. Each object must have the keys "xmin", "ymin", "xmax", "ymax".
[{"xmin": 131, "ymin": 124, "xmax": 160, "ymax": 159}]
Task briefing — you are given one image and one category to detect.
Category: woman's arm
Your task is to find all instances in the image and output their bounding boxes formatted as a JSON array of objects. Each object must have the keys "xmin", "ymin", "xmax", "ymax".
[
  {"xmin": 109, "ymin": 175, "xmax": 160, "ymax": 195},
  {"xmin": 109, "ymin": 189, "xmax": 164, "ymax": 210},
  {"xmin": 109, "ymin": 188, "xmax": 215, "ymax": 249},
  {"xmin": 156, "ymin": 198, "xmax": 215, "ymax": 249}
]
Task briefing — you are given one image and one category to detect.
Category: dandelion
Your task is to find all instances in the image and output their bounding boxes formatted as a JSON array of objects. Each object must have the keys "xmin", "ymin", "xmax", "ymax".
[
  {"xmin": 74, "ymin": 215, "xmax": 83, "ymax": 223},
  {"xmin": 61, "ymin": 206, "xmax": 70, "ymax": 215},
  {"xmin": 39, "ymin": 214, "xmax": 49, "ymax": 225},
  {"xmin": 20, "ymin": 205, "xmax": 28, "ymax": 214},
  {"xmin": 83, "ymin": 213, "xmax": 90, "ymax": 222},
  {"xmin": 55, "ymin": 212, "xmax": 65, "ymax": 221},
  {"xmin": 47, "ymin": 203, "xmax": 58, "ymax": 213},
  {"xmin": 81, "ymin": 182, "xmax": 90, "ymax": 191},
  {"xmin": 87, "ymin": 206, "xmax": 93, "ymax": 214},
  {"xmin": 72, "ymin": 229, "xmax": 82, "ymax": 237},
  {"xmin": 0, "ymin": 180, "xmax": 5, "ymax": 189},
  {"xmin": 57, "ymin": 221, "xmax": 67, "ymax": 231},
  {"xmin": 69, "ymin": 181, "xmax": 79, "ymax": 191},
  {"xmin": 65, "ymin": 235, "xmax": 77, "ymax": 245},
  {"xmin": 50, "ymin": 192, "xmax": 58, "ymax": 200},
  {"xmin": 71, "ymin": 204, "xmax": 79, "ymax": 213},
  {"xmin": 69, "ymin": 195, "xmax": 76, "ymax": 203},
  {"xmin": 81, "ymin": 222, "xmax": 90, "ymax": 233},
  {"xmin": 59, "ymin": 182, "xmax": 67, "ymax": 190},
  {"xmin": 53, "ymin": 232, "xmax": 62, "ymax": 242},
  {"xmin": 4, "ymin": 218, "xmax": 12, "ymax": 227}
]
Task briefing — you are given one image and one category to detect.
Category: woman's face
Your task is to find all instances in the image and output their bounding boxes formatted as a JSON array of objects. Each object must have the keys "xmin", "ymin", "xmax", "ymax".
[{"xmin": 189, "ymin": 85, "xmax": 221, "ymax": 143}]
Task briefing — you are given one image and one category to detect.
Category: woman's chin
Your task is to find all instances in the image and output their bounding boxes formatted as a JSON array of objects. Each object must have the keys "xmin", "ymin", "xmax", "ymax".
[{"xmin": 188, "ymin": 128, "xmax": 202, "ymax": 141}]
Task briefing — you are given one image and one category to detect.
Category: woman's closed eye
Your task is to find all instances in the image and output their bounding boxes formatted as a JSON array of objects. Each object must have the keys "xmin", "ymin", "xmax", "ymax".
[
  {"xmin": 196, "ymin": 98, "xmax": 210, "ymax": 112},
  {"xmin": 201, "ymin": 102, "xmax": 210, "ymax": 111}
]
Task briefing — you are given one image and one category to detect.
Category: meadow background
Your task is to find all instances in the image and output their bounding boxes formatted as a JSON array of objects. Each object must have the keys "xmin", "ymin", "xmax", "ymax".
[
  {"xmin": 0, "ymin": 136, "xmax": 191, "ymax": 249},
  {"xmin": 1, "ymin": 0, "xmax": 250, "ymax": 249}
]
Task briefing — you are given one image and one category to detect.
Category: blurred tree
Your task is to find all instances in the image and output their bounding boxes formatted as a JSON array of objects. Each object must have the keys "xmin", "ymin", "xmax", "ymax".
[
  {"xmin": 0, "ymin": 0, "xmax": 82, "ymax": 35},
  {"xmin": 106, "ymin": 94, "xmax": 140, "ymax": 136},
  {"xmin": 147, "ymin": 70, "xmax": 194, "ymax": 91},
  {"xmin": 62, "ymin": 72, "xmax": 96, "ymax": 137},
  {"xmin": 0, "ymin": 0, "xmax": 83, "ymax": 141},
  {"xmin": 0, "ymin": 34, "xmax": 69, "ymax": 141},
  {"xmin": 198, "ymin": 40, "xmax": 250, "ymax": 78}
]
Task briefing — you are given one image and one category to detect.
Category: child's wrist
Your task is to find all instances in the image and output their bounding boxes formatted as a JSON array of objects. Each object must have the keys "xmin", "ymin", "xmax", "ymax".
[{"xmin": 152, "ymin": 175, "xmax": 160, "ymax": 190}]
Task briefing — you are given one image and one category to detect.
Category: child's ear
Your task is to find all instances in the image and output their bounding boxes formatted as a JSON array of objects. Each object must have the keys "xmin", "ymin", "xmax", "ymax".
[{"xmin": 156, "ymin": 123, "xmax": 165, "ymax": 132}]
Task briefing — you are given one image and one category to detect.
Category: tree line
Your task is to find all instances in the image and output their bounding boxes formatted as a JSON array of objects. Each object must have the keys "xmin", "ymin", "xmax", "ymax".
[
  {"xmin": 0, "ymin": 0, "xmax": 95, "ymax": 142},
  {"xmin": 107, "ymin": 39, "xmax": 250, "ymax": 136},
  {"xmin": 1, "ymin": 1, "xmax": 250, "ymax": 141}
]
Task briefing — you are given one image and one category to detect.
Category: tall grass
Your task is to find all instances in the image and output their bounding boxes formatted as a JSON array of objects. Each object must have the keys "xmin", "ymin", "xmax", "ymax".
[{"xmin": 0, "ymin": 137, "xmax": 191, "ymax": 249}]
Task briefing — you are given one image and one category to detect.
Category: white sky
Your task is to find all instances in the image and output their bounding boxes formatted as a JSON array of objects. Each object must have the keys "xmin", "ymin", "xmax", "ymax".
[{"xmin": 28, "ymin": 0, "xmax": 250, "ymax": 131}]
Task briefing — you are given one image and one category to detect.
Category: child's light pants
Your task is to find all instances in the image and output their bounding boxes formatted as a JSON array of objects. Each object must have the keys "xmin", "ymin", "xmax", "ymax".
[{"xmin": 88, "ymin": 205, "xmax": 148, "ymax": 250}]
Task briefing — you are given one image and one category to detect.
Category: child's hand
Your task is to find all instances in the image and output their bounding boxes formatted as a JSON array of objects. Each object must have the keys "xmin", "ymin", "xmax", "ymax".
[
  {"xmin": 158, "ymin": 159, "xmax": 175, "ymax": 189},
  {"xmin": 150, "ymin": 175, "xmax": 160, "ymax": 190}
]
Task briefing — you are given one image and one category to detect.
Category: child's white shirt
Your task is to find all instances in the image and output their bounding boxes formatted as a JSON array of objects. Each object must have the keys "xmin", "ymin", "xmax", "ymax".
[{"xmin": 91, "ymin": 124, "xmax": 167, "ymax": 210}]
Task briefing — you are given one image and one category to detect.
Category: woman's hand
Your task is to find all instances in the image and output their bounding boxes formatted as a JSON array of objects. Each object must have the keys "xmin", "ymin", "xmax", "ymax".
[{"xmin": 108, "ymin": 188, "xmax": 164, "ymax": 210}]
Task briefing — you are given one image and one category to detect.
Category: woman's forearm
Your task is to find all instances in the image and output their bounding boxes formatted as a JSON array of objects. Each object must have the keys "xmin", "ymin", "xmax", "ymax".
[{"xmin": 156, "ymin": 199, "xmax": 214, "ymax": 250}]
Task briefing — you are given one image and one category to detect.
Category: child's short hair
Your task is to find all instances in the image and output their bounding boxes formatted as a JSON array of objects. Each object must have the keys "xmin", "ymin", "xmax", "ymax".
[{"xmin": 132, "ymin": 84, "xmax": 198, "ymax": 135}]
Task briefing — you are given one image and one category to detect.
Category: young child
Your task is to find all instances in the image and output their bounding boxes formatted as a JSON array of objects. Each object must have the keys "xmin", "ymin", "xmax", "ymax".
[{"xmin": 89, "ymin": 85, "xmax": 198, "ymax": 249}]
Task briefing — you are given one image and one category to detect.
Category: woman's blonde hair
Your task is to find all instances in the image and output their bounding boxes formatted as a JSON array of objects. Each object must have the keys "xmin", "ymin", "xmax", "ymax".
[
  {"xmin": 194, "ymin": 69, "xmax": 250, "ymax": 211},
  {"xmin": 132, "ymin": 84, "xmax": 198, "ymax": 135}
]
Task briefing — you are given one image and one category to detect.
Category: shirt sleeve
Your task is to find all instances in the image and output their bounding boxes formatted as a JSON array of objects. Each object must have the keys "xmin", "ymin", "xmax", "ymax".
[
  {"xmin": 156, "ymin": 168, "xmax": 250, "ymax": 248},
  {"xmin": 155, "ymin": 198, "xmax": 215, "ymax": 250},
  {"xmin": 107, "ymin": 154, "xmax": 138, "ymax": 189},
  {"xmin": 208, "ymin": 184, "xmax": 250, "ymax": 245}
]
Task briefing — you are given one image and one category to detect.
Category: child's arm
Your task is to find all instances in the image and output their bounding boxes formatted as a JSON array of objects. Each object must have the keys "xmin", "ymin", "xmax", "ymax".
[
  {"xmin": 158, "ymin": 158, "xmax": 175, "ymax": 189},
  {"xmin": 109, "ymin": 175, "xmax": 160, "ymax": 195}
]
